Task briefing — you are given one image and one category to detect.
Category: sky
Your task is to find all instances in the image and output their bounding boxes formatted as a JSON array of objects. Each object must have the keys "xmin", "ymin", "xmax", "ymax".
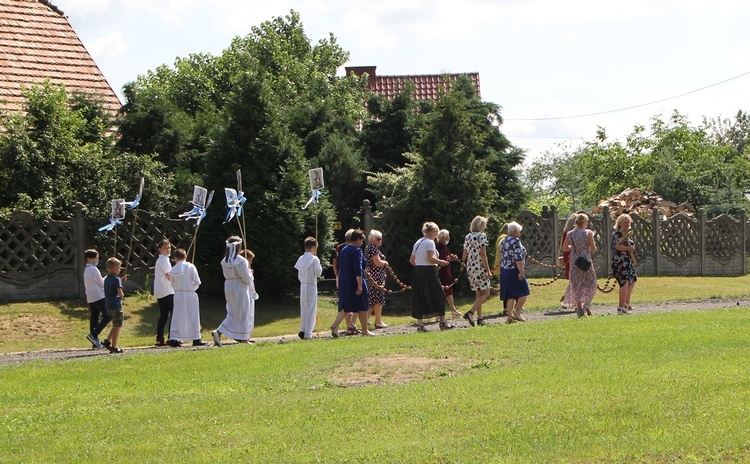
[{"xmin": 53, "ymin": 0, "xmax": 750, "ymax": 164}]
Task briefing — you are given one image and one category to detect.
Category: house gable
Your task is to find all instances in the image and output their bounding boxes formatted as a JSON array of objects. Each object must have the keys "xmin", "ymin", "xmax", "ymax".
[{"xmin": 0, "ymin": 0, "xmax": 121, "ymax": 115}]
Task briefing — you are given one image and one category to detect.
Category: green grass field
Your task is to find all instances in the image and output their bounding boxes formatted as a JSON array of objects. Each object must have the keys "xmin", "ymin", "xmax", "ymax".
[{"xmin": 2, "ymin": 275, "xmax": 750, "ymax": 463}]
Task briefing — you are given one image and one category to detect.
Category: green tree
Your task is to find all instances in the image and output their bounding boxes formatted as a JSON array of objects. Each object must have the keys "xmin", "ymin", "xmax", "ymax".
[
  {"xmin": 0, "ymin": 81, "xmax": 174, "ymax": 220},
  {"xmin": 369, "ymin": 76, "xmax": 527, "ymax": 277},
  {"xmin": 116, "ymin": 11, "xmax": 366, "ymax": 293},
  {"xmin": 523, "ymin": 111, "xmax": 750, "ymax": 217}
]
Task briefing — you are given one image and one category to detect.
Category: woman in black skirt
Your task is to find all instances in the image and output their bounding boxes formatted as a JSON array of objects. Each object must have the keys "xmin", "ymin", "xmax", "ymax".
[{"xmin": 409, "ymin": 222, "xmax": 454, "ymax": 332}]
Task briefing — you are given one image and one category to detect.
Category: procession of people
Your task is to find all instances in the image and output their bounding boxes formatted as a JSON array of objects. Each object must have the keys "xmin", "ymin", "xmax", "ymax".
[{"xmin": 84, "ymin": 208, "xmax": 638, "ymax": 350}]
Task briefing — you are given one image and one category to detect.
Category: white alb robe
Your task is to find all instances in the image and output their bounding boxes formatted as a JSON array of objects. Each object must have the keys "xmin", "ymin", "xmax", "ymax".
[
  {"xmin": 168, "ymin": 260, "xmax": 202, "ymax": 341},
  {"xmin": 295, "ymin": 252, "xmax": 322, "ymax": 338},
  {"xmin": 219, "ymin": 255, "xmax": 255, "ymax": 340}
]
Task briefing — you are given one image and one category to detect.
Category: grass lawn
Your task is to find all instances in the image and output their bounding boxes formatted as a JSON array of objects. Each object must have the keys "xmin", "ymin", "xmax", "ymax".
[
  {"xmin": 2, "ymin": 307, "xmax": 750, "ymax": 462},
  {"xmin": 1, "ymin": 275, "xmax": 749, "ymax": 353}
]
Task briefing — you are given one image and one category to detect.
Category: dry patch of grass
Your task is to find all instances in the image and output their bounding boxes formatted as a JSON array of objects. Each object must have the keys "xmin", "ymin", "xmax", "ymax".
[{"xmin": 329, "ymin": 354, "xmax": 467, "ymax": 387}]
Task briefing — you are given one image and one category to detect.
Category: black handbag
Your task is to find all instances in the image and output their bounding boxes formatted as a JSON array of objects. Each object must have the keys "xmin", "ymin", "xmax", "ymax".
[
  {"xmin": 574, "ymin": 256, "xmax": 591, "ymax": 271},
  {"xmin": 571, "ymin": 231, "xmax": 592, "ymax": 271}
]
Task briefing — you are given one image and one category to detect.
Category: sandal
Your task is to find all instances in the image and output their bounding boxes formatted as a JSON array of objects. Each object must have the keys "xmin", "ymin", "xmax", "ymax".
[
  {"xmin": 476, "ymin": 318, "xmax": 486, "ymax": 326},
  {"xmin": 416, "ymin": 324, "xmax": 427, "ymax": 332},
  {"xmin": 346, "ymin": 325, "xmax": 361, "ymax": 335},
  {"xmin": 506, "ymin": 316, "xmax": 516, "ymax": 324},
  {"xmin": 330, "ymin": 325, "xmax": 339, "ymax": 338},
  {"xmin": 463, "ymin": 311, "xmax": 476, "ymax": 327}
]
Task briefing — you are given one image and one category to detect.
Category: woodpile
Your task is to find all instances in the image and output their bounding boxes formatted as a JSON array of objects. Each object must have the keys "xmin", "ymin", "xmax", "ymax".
[{"xmin": 592, "ymin": 188, "xmax": 695, "ymax": 218}]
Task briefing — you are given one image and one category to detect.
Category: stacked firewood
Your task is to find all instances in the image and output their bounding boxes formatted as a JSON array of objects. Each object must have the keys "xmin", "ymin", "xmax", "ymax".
[{"xmin": 591, "ymin": 188, "xmax": 695, "ymax": 218}]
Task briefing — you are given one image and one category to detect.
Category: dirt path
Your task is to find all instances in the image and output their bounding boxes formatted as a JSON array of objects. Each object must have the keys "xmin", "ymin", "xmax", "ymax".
[{"xmin": 2, "ymin": 298, "xmax": 748, "ymax": 367}]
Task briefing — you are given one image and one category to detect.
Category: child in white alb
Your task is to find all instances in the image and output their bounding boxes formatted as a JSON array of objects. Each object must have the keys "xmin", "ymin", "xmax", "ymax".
[{"xmin": 295, "ymin": 237, "xmax": 322, "ymax": 339}]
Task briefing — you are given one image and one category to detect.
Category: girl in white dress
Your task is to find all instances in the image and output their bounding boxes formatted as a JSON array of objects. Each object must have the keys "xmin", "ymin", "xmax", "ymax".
[{"xmin": 211, "ymin": 236, "xmax": 256, "ymax": 346}]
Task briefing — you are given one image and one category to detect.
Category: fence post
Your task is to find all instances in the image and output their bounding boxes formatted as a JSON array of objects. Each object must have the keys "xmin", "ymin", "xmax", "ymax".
[
  {"xmin": 550, "ymin": 205, "xmax": 559, "ymax": 277},
  {"xmin": 603, "ymin": 206, "xmax": 612, "ymax": 274},
  {"xmin": 362, "ymin": 199, "xmax": 373, "ymax": 239},
  {"xmin": 742, "ymin": 210, "xmax": 747, "ymax": 275},
  {"xmin": 698, "ymin": 208, "xmax": 706, "ymax": 277},
  {"xmin": 73, "ymin": 202, "xmax": 87, "ymax": 299},
  {"xmin": 652, "ymin": 207, "xmax": 660, "ymax": 276}
]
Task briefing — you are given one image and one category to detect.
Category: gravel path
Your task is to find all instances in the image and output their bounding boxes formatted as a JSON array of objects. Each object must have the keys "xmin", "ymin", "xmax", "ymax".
[{"xmin": 2, "ymin": 298, "xmax": 748, "ymax": 367}]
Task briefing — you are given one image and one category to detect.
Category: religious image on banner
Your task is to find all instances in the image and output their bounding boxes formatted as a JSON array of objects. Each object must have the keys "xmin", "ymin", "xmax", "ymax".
[
  {"xmin": 111, "ymin": 199, "xmax": 125, "ymax": 221},
  {"xmin": 308, "ymin": 167, "xmax": 324, "ymax": 191},
  {"xmin": 192, "ymin": 186, "xmax": 208, "ymax": 208}
]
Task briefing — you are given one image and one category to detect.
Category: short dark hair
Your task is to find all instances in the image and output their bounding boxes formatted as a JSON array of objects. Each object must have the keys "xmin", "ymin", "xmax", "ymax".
[
  {"xmin": 84, "ymin": 249, "xmax": 99, "ymax": 260},
  {"xmin": 173, "ymin": 248, "xmax": 187, "ymax": 260},
  {"xmin": 350, "ymin": 229, "xmax": 365, "ymax": 242},
  {"xmin": 304, "ymin": 236, "xmax": 317, "ymax": 251},
  {"xmin": 157, "ymin": 239, "xmax": 171, "ymax": 248}
]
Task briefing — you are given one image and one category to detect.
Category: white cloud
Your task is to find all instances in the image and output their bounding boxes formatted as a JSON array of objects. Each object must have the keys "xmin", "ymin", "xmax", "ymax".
[
  {"xmin": 53, "ymin": 0, "xmax": 113, "ymax": 17},
  {"xmin": 86, "ymin": 31, "xmax": 128, "ymax": 66}
]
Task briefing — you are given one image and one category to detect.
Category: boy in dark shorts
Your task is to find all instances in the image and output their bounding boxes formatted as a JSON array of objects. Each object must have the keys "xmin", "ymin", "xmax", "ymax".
[{"xmin": 103, "ymin": 257, "xmax": 126, "ymax": 354}]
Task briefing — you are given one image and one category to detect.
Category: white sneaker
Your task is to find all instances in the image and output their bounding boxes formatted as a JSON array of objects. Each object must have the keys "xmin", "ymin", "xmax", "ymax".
[{"xmin": 211, "ymin": 330, "xmax": 222, "ymax": 347}]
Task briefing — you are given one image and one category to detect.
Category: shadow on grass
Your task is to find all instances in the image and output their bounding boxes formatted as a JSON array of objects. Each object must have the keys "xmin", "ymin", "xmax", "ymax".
[{"xmin": 53, "ymin": 300, "xmax": 90, "ymax": 322}]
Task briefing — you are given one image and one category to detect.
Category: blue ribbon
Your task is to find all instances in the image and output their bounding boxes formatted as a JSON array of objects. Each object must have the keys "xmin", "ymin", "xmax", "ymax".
[
  {"xmin": 98, "ymin": 218, "xmax": 122, "ymax": 233},
  {"xmin": 302, "ymin": 189, "xmax": 322, "ymax": 210},
  {"xmin": 123, "ymin": 194, "xmax": 140, "ymax": 210},
  {"xmin": 224, "ymin": 190, "xmax": 247, "ymax": 223}
]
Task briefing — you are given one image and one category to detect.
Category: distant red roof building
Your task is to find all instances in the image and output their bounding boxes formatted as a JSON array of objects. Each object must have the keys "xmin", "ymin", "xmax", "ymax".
[
  {"xmin": 345, "ymin": 65, "xmax": 481, "ymax": 101},
  {"xmin": 0, "ymin": 0, "xmax": 121, "ymax": 115}
]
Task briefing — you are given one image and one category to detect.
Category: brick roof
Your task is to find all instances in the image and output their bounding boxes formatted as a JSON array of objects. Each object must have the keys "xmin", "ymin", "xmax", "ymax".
[
  {"xmin": 345, "ymin": 66, "xmax": 481, "ymax": 101},
  {"xmin": 0, "ymin": 0, "xmax": 121, "ymax": 115}
]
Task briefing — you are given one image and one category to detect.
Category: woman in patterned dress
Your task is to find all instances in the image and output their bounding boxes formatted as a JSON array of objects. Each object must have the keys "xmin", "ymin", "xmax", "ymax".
[
  {"xmin": 500, "ymin": 222, "xmax": 531, "ymax": 323},
  {"xmin": 365, "ymin": 229, "xmax": 389, "ymax": 329},
  {"xmin": 611, "ymin": 214, "xmax": 637, "ymax": 314},
  {"xmin": 462, "ymin": 216, "xmax": 493, "ymax": 326},
  {"xmin": 561, "ymin": 213, "xmax": 598, "ymax": 318}
]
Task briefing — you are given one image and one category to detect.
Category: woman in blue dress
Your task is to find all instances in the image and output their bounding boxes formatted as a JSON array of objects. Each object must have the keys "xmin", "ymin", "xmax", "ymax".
[{"xmin": 330, "ymin": 230, "xmax": 372, "ymax": 337}]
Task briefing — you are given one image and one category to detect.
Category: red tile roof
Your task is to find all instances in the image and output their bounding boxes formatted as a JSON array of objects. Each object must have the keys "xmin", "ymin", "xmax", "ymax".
[
  {"xmin": 0, "ymin": 0, "xmax": 121, "ymax": 115},
  {"xmin": 346, "ymin": 66, "xmax": 481, "ymax": 101}
]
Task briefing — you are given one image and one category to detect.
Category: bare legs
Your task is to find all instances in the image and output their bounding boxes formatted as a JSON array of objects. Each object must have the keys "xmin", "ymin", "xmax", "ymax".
[
  {"xmin": 505, "ymin": 296, "xmax": 527, "ymax": 323},
  {"xmin": 446, "ymin": 294, "xmax": 461, "ymax": 317},
  {"xmin": 618, "ymin": 281, "xmax": 636, "ymax": 313},
  {"xmin": 369, "ymin": 304, "xmax": 386, "ymax": 328}
]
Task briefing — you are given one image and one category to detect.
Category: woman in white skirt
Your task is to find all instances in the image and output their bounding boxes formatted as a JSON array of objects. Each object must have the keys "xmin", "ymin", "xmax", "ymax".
[{"xmin": 211, "ymin": 236, "xmax": 255, "ymax": 346}]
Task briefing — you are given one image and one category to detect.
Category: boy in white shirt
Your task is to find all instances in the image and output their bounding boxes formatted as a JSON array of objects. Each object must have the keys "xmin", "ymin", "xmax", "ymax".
[
  {"xmin": 295, "ymin": 237, "xmax": 323, "ymax": 339},
  {"xmin": 154, "ymin": 239, "xmax": 175, "ymax": 346},
  {"xmin": 83, "ymin": 249, "xmax": 110, "ymax": 349}
]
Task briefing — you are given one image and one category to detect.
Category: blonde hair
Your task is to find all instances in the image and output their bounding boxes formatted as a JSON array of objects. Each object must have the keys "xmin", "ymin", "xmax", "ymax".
[
  {"xmin": 574, "ymin": 213, "xmax": 589, "ymax": 226},
  {"xmin": 106, "ymin": 257, "xmax": 121, "ymax": 271},
  {"xmin": 470, "ymin": 215, "xmax": 488, "ymax": 233},
  {"xmin": 615, "ymin": 214, "xmax": 632, "ymax": 231},
  {"xmin": 422, "ymin": 222, "xmax": 439, "ymax": 234}
]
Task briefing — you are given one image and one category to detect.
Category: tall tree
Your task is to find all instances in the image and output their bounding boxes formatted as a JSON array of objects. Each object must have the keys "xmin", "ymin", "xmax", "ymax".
[
  {"xmin": 369, "ymin": 76, "xmax": 527, "ymax": 275},
  {"xmin": 0, "ymin": 81, "xmax": 174, "ymax": 220}
]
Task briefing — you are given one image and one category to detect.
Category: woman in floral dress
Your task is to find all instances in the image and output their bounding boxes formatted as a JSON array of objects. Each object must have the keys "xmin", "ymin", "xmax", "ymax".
[
  {"xmin": 561, "ymin": 213, "xmax": 598, "ymax": 318},
  {"xmin": 611, "ymin": 214, "xmax": 637, "ymax": 314},
  {"xmin": 462, "ymin": 216, "xmax": 492, "ymax": 326}
]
